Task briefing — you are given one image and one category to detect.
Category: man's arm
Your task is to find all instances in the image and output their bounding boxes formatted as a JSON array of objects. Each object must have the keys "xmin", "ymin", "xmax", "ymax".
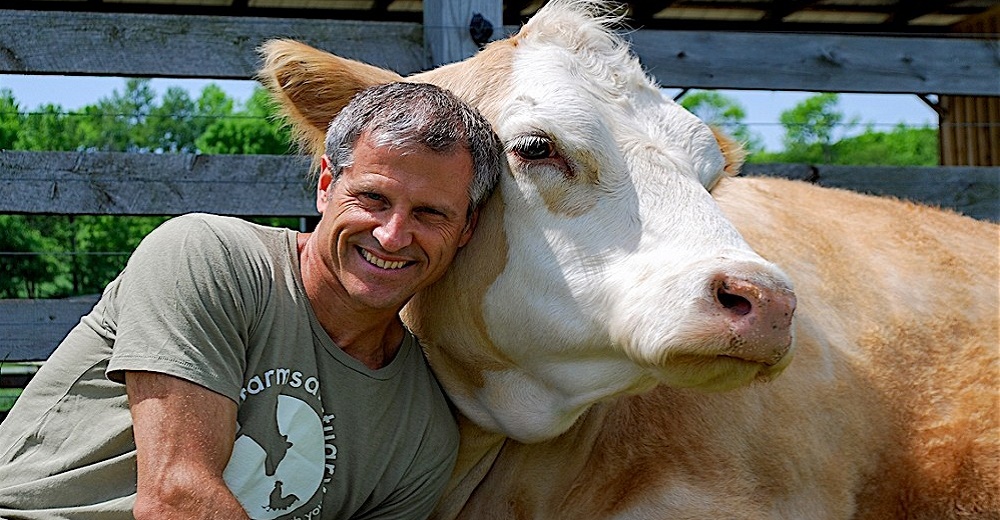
[{"xmin": 126, "ymin": 370, "xmax": 250, "ymax": 520}]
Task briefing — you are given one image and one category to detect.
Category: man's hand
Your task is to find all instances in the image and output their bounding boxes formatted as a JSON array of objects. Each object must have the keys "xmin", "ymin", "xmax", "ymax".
[{"xmin": 126, "ymin": 371, "xmax": 250, "ymax": 519}]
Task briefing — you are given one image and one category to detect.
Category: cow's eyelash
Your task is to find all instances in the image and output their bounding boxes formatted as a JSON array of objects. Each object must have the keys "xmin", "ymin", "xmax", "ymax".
[{"xmin": 508, "ymin": 134, "xmax": 558, "ymax": 161}]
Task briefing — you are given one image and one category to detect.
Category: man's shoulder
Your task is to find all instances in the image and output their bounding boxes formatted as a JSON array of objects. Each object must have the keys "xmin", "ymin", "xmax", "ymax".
[
  {"xmin": 162, "ymin": 213, "xmax": 259, "ymax": 237},
  {"xmin": 152, "ymin": 213, "xmax": 289, "ymax": 252}
]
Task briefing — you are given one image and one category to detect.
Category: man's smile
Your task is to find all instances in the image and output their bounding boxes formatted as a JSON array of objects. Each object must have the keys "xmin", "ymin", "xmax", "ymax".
[{"xmin": 358, "ymin": 247, "xmax": 411, "ymax": 270}]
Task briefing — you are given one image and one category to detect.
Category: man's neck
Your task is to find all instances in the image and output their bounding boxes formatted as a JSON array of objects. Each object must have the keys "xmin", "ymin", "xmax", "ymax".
[{"xmin": 297, "ymin": 232, "xmax": 406, "ymax": 370}]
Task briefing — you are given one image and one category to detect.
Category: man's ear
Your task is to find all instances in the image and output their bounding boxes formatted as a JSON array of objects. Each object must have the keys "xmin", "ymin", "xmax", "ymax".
[
  {"xmin": 458, "ymin": 207, "xmax": 480, "ymax": 248},
  {"xmin": 316, "ymin": 155, "xmax": 335, "ymax": 213}
]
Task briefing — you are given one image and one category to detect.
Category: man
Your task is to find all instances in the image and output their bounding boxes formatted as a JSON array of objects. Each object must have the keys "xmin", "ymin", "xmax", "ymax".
[{"xmin": 0, "ymin": 82, "xmax": 505, "ymax": 519}]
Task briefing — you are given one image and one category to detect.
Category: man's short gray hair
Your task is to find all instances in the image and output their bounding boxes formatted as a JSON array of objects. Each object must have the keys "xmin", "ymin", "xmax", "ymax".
[{"xmin": 324, "ymin": 82, "xmax": 504, "ymax": 214}]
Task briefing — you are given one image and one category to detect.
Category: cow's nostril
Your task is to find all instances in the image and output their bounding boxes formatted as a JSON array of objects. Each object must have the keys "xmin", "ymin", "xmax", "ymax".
[{"xmin": 717, "ymin": 286, "xmax": 752, "ymax": 316}]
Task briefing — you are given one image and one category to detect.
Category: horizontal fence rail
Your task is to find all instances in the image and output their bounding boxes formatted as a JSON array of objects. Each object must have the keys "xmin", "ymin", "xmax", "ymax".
[
  {"xmin": 0, "ymin": 151, "xmax": 315, "ymax": 216},
  {"xmin": 0, "ymin": 10, "xmax": 428, "ymax": 77},
  {"xmin": 2, "ymin": 150, "xmax": 996, "ymax": 218},
  {"xmin": 0, "ymin": 10, "xmax": 997, "ymax": 95}
]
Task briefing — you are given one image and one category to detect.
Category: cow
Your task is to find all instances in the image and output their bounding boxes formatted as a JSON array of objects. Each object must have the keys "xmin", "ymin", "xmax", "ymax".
[{"xmin": 257, "ymin": 0, "xmax": 1000, "ymax": 518}]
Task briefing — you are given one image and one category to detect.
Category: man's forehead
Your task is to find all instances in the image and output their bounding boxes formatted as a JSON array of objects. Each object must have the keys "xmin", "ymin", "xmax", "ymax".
[{"xmin": 341, "ymin": 142, "xmax": 473, "ymax": 214}]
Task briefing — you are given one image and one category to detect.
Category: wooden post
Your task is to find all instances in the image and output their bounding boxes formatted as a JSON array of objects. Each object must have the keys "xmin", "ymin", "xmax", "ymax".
[
  {"xmin": 423, "ymin": 0, "xmax": 502, "ymax": 67},
  {"xmin": 938, "ymin": 6, "xmax": 999, "ymax": 166}
]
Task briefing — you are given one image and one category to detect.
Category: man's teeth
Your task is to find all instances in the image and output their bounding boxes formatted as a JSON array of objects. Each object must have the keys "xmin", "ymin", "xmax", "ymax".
[{"xmin": 361, "ymin": 249, "xmax": 407, "ymax": 270}]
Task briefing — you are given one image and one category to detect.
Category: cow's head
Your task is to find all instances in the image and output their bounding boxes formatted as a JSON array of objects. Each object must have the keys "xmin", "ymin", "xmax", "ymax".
[{"xmin": 260, "ymin": 0, "xmax": 796, "ymax": 443}]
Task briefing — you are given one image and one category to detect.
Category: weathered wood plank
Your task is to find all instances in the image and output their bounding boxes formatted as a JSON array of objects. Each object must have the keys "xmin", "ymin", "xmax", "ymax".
[
  {"xmin": 743, "ymin": 163, "xmax": 1000, "ymax": 222},
  {"xmin": 1, "ymin": 9, "xmax": 996, "ymax": 96},
  {"xmin": 0, "ymin": 10, "xmax": 427, "ymax": 78},
  {"xmin": 0, "ymin": 151, "xmax": 316, "ymax": 216},
  {"xmin": 0, "ymin": 296, "xmax": 99, "ymax": 362},
  {"xmin": 1, "ymin": 151, "xmax": 996, "ymax": 220},
  {"xmin": 628, "ymin": 30, "xmax": 1000, "ymax": 96}
]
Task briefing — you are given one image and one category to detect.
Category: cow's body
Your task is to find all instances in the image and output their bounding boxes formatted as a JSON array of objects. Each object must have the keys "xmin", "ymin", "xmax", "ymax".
[
  {"xmin": 259, "ymin": 0, "xmax": 999, "ymax": 517},
  {"xmin": 446, "ymin": 177, "xmax": 999, "ymax": 519}
]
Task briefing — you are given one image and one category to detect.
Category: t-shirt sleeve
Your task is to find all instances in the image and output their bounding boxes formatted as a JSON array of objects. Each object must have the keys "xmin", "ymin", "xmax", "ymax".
[{"xmin": 105, "ymin": 214, "xmax": 256, "ymax": 403}]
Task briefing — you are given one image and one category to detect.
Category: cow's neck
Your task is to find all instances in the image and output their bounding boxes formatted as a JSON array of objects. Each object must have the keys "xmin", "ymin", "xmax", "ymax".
[{"xmin": 405, "ymin": 194, "xmax": 657, "ymax": 444}]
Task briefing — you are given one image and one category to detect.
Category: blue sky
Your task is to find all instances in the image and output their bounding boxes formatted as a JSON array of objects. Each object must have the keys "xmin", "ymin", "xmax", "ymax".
[{"xmin": 1, "ymin": 74, "xmax": 938, "ymax": 152}]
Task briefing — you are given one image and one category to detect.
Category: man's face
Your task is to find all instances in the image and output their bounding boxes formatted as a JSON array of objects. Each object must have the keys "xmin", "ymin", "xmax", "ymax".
[{"xmin": 313, "ymin": 131, "xmax": 477, "ymax": 312}]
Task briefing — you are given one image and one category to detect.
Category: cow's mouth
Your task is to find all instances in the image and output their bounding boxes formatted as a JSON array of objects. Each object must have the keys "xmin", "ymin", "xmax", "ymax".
[{"xmin": 359, "ymin": 248, "xmax": 411, "ymax": 270}]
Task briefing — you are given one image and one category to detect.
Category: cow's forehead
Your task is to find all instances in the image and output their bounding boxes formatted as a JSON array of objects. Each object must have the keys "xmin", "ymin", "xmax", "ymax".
[{"xmin": 501, "ymin": 13, "xmax": 727, "ymax": 189}]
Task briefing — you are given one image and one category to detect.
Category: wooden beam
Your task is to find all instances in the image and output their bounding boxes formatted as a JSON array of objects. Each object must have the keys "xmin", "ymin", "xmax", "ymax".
[
  {"xmin": 883, "ymin": 0, "xmax": 953, "ymax": 27},
  {"xmin": 0, "ymin": 151, "xmax": 316, "ymax": 216},
  {"xmin": 742, "ymin": 163, "xmax": 999, "ymax": 222},
  {"xmin": 627, "ymin": 30, "xmax": 1000, "ymax": 96},
  {"xmin": 1, "ymin": 151, "xmax": 995, "ymax": 220},
  {"xmin": 1, "ymin": 10, "xmax": 996, "ymax": 95},
  {"xmin": 424, "ymin": 0, "xmax": 502, "ymax": 67},
  {"xmin": 0, "ymin": 10, "xmax": 427, "ymax": 78},
  {"xmin": 1, "ymin": 297, "xmax": 99, "ymax": 362},
  {"xmin": 759, "ymin": 0, "xmax": 824, "ymax": 23}
]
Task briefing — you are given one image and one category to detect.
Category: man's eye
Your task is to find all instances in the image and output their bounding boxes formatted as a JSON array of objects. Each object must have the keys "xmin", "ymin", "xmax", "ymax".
[
  {"xmin": 416, "ymin": 208, "xmax": 447, "ymax": 219},
  {"xmin": 360, "ymin": 192, "xmax": 384, "ymax": 203}
]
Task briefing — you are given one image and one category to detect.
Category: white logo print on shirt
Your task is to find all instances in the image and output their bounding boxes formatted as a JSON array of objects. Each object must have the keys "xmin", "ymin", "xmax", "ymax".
[{"xmin": 223, "ymin": 368, "xmax": 336, "ymax": 519}]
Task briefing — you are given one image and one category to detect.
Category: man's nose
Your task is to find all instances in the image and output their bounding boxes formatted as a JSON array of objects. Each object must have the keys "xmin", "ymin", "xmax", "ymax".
[{"xmin": 372, "ymin": 211, "xmax": 413, "ymax": 252}]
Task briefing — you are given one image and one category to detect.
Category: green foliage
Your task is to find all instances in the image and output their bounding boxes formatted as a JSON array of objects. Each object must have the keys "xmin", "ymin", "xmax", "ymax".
[
  {"xmin": 680, "ymin": 90, "xmax": 763, "ymax": 153},
  {"xmin": 751, "ymin": 93, "xmax": 937, "ymax": 166},
  {"xmin": 0, "ymin": 89, "xmax": 23, "ymax": 149},
  {"xmin": 197, "ymin": 87, "xmax": 291, "ymax": 155},
  {"xmin": 0, "ymin": 215, "xmax": 66, "ymax": 298},
  {"xmin": 829, "ymin": 124, "xmax": 938, "ymax": 166},
  {"xmin": 2, "ymin": 81, "xmax": 293, "ymax": 297}
]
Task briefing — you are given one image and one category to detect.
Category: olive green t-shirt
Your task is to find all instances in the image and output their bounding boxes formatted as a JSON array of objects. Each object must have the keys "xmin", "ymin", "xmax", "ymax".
[{"xmin": 0, "ymin": 214, "xmax": 459, "ymax": 519}]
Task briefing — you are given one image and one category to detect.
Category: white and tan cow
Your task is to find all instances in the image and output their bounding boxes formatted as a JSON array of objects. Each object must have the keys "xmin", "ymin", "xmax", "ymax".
[{"xmin": 259, "ymin": 0, "xmax": 999, "ymax": 517}]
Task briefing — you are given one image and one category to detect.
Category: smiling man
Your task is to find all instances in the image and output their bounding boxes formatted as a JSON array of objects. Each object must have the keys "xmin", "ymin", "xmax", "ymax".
[{"xmin": 0, "ymin": 82, "xmax": 505, "ymax": 520}]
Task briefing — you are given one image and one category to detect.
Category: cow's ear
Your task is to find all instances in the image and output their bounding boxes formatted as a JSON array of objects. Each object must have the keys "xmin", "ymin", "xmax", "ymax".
[
  {"xmin": 257, "ymin": 39, "xmax": 404, "ymax": 159},
  {"xmin": 710, "ymin": 127, "xmax": 746, "ymax": 179}
]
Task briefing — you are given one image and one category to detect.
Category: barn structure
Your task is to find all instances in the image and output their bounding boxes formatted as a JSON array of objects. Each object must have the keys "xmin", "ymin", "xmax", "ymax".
[{"xmin": 0, "ymin": 0, "xmax": 998, "ymax": 404}]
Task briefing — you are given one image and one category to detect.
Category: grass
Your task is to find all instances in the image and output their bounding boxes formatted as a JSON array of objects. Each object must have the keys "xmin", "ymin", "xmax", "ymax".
[{"xmin": 0, "ymin": 387, "xmax": 22, "ymax": 413}]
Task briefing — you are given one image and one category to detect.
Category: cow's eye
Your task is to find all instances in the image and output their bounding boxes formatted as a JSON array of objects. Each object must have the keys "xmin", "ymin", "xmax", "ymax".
[{"xmin": 510, "ymin": 135, "xmax": 556, "ymax": 161}]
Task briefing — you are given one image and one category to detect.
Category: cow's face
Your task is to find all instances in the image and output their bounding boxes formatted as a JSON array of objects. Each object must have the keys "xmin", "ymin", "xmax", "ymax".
[{"xmin": 260, "ymin": 0, "xmax": 796, "ymax": 443}]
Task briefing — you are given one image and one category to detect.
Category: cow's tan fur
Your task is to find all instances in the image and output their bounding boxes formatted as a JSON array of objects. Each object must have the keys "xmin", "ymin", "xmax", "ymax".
[
  {"xmin": 448, "ymin": 178, "xmax": 999, "ymax": 519},
  {"xmin": 258, "ymin": 1, "xmax": 999, "ymax": 516}
]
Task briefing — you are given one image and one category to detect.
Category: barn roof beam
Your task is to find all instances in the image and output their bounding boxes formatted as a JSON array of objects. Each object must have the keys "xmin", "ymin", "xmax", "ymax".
[
  {"xmin": 882, "ymin": 0, "xmax": 956, "ymax": 28},
  {"xmin": 2, "ymin": 8, "xmax": 996, "ymax": 94},
  {"xmin": 626, "ymin": 1, "xmax": 681, "ymax": 26},
  {"xmin": 759, "ymin": 0, "xmax": 824, "ymax": 23},
  {"xmin": 502, "ymin": 0, "xmax": 533, "ymax": 25}
]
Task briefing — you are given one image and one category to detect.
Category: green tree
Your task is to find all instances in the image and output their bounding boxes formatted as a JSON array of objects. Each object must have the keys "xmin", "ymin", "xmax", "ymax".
[
  {"xmin": 197, "ymin": 87, "xmax": 291, "ymax": 155},
  {"xmin": 74, "ymin": 79, "xmax": 158, "ymax": 152},
  {"xmin": 0, "ymin": 215, "xmax": 67, "ymax": 298},
  {"xmin": 754, "ymin": 93, "xmax": 937, "ymax": 166},
  {"xmin": 680, "ymin": 90, "xmax": 763, "ymax": 153},
  {"xmin": 829, "ymin": 124, "xmax": 937, "ymax": 166},
  {"xmin": 147, "ymin": 87, "xmax": 200, "ymax": 153},
  {"xmin": 773, "ymin": 93, "xmax": 859, "ymax": 163},
  {"xmin": 0, "ymin": 89, "xmax": 23, "ymax": 149},
  {"xmin": 14, "ymin": 103, "xmax": 85, "ymax": 151}
]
